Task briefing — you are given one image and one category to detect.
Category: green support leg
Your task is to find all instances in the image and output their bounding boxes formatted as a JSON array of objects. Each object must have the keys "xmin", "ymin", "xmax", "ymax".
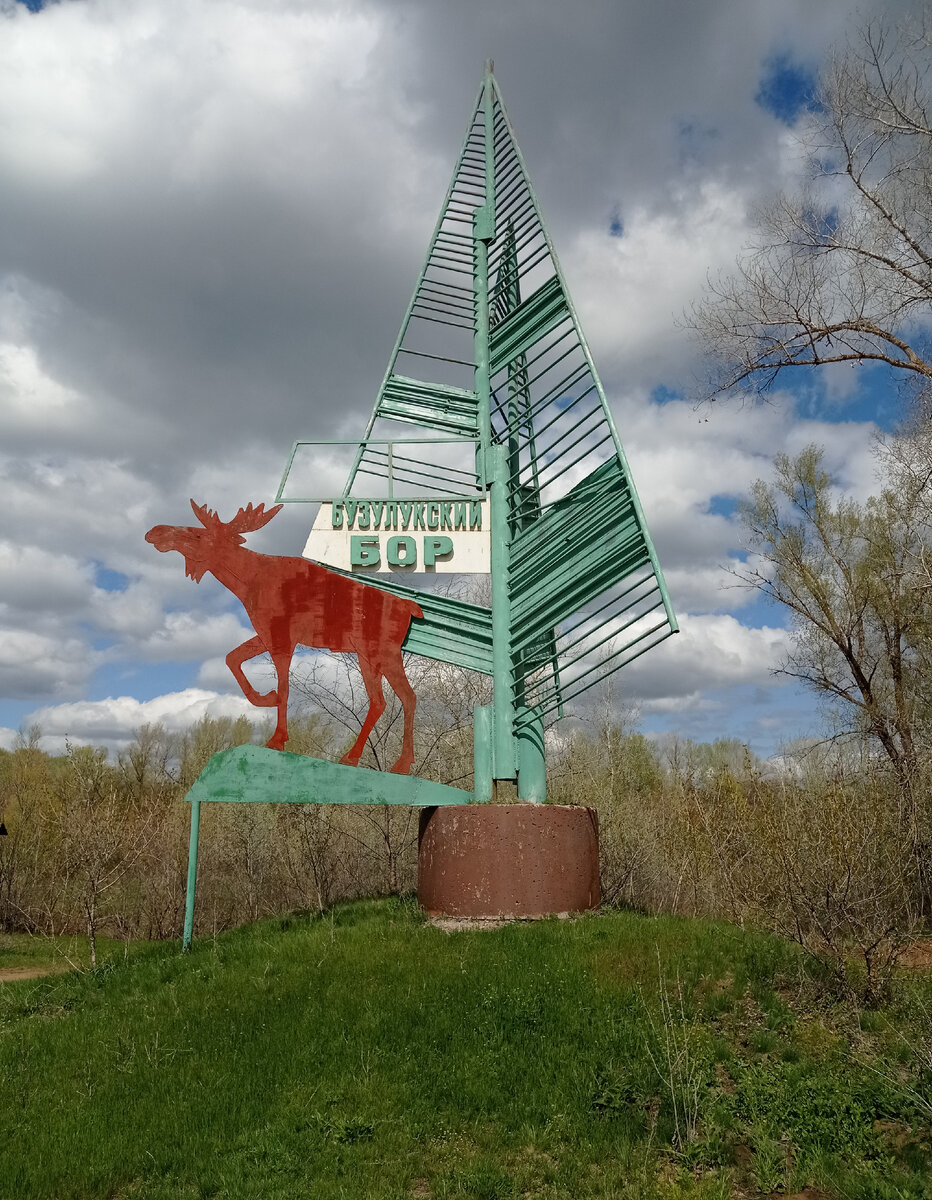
[
  {"xmin": 473, "ymin": 705, "xmax": 493, "ymax": 803},
  {"xmin": 182, "ymin": 798, "xmax": 201, "ymax": 952},
  {"xmin": 517, "ymin": 707, "xmax": 546, "ymax": 803}
]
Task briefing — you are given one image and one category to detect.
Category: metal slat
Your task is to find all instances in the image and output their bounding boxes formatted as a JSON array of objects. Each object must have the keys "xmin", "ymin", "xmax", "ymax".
[
  {"xmin": 489, "ymin": 276, "xmax": 569, "ymax": 376},
  {"xmin": 377, "ymin": 375, "xmax": 480, "ymax": 436}
]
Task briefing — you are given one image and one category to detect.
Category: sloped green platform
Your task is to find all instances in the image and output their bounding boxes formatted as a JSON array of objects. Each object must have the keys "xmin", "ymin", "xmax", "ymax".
[{"xmin": 186, "ymin": 745, "xmax": 473, "ymax": 807}]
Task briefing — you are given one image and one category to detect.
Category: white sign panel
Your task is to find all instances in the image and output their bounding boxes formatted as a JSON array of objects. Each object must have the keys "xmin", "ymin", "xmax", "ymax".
[{"xmin": 303, "ymin": 498, "xmax": 490, "ymax": 574}]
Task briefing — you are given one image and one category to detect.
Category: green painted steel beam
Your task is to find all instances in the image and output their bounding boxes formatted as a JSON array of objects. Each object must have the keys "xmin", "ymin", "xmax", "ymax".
[
  {"xmin": 186, "ymin": 745, "xmax": 473, "ymax": 808},
  {"xmin": 379, "ymin": 376, "xmax": 479, "ymax": 437},
  {"xmin": 489, "ymin": 276, "xmax": 568, "ymax": 376}
]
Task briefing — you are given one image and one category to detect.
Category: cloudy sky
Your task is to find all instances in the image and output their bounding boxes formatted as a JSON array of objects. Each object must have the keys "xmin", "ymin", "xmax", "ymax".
[{"xmin": 0, "ymin": 0, "xmax": 922, "ymax": 759}]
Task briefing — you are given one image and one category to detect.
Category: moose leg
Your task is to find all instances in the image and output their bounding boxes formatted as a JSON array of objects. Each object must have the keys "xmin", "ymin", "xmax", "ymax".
[
  {"xmin": 226, "ymin": 636, "xmax": 278, "ymax": 706},
  {"xmin": 340, "ymin": 654, "xmax": 386, "ymax": 767},
  {"xmin": 382, "ymin": 650, "xmax": 417, "ymax": 775},
  {"xmin": 265, "ymin": 650, "xmax": 293, "ymax": 752}
]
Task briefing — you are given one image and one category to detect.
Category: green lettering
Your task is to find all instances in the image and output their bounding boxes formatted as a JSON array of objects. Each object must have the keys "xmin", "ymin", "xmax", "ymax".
[
  {"xmin": 470, "ymin": 501, "xmax": 482, "ymax": 529},
  {"xmin": 387, "ymin": 535, "xmax": 417, "ymax": 567},
  {"xmin": 441, "ymin": 502, "xmax": 453, "ymax": 529},
  {"xmin": 371, "ymin": 501, "xmax": 385, "ymax": 530},
  {"xmin": 350, "ymin": 536, "xmax": 380, "ymax": 568},
  {"xmin": 423, "ymin": 535, "xmax": 453, "ymax": 568},
  {"xmin": 413, "ymin": 502, "xmax": 426, "ymax": 530},
  {"xmin": 426, "ymin": 501, "xmax": 439, "ymax": 530},
  {"xmin": 345, "ymin": 499, "xmax": 358, "ymax": 529},
  {"xmin": 454, "ymin": 501, "xmax": 467, "ymax": 529},
  {"xmin": 331, "ymin": 501, "xmax": 343, "ymax": 529},
  {"xmin": 357, "ymin": 501, "xmax": 370, "ymax": 530},
  {"xmin": 399, "ymin": 501, "xmax": 413, "ymax": 529}
]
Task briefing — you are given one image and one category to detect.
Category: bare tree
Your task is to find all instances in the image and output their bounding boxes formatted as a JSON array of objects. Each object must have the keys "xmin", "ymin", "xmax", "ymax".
[
  {"xmin": 55, "ymin": 744, "xmax": 154, "ymax": 966},
  {"xmin": 692, "ymin": 17, "xmax": 932, "ymax": 400}
]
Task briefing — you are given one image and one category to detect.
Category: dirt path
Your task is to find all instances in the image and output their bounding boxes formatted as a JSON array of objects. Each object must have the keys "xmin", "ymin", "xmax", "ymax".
[{"xmin": 0, "ymin": 964, "xmax": 70, "ymax": 983}]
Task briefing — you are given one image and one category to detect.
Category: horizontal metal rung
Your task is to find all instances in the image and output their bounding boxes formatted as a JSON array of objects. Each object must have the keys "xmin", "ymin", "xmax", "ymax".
[{"xmin": 396, "ymin": 347, "xmax": 477, "ymax": 368}]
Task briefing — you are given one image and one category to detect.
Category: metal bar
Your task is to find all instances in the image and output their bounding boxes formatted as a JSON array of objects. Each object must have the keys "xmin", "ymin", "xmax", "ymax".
[
  {"xmin": 473, "ymin": 705, "xmax": 493, "ymax": 802},
  {"xmin": 397, "ymin": 347, "xmax": 477, "ymax": 368},
  {"xmin": 533, "ymin": 428, "xmax": 613, "ymax": 494},
  {"xmin": 274, "ymin": 441, "xmax": 299, "ymax": 504},
  {"xmin": 491, "ymin": 74, "xmax": 677, "ymax": 636},
  {"xmin": 419, "ymin": 276, "xmax": 475, "ymax": 295},
  {"xmin": 512, "ymin": 565, "xmax": 653, "ymax": 654},
  {"xmin": 495, "ymin": 323, "xmax": 576, "ymax": 382},
  {"xmin": 505, "ymin": 381, "xmax": 595, "ymax": 473},
  {"xmin": 429, "ymin": 248, "xmax": 475, "ymax": 268},
  {"xmin": 490, "ymin": 216, "xmax": 543, "ymax": 270},
  {"xmin": 408, "ymin": 311, "xmax": 473, "ymax": 331},
  {"xmin": 509, "ymin": 389, "xmax": 600, "ymax": 479},
  {"xmin": 419, "ymin": 283, "xmax": 475, "ymax": 308},
  {"xmin": 387, "ymin": 455, "xmax": 478, "ymax": 481},
  {"xmin": 343, "ymin": 82, "xmax": 486, "ymax": 494},
  {"xmin": 414, "ymin": 305, "xmax": 474, "ymax": 327},
  {"xmin": 419, "ymin": 261, "xmax": 475, "ymax": 277},
  {"xmin": 529, "ymin": 622, "xmax": 674, "ymax": 722},
  {"xmin": 371, "ymin": 459, "xmax": 478, "ymax": 486},
  {"xmin": 516, "ymin": 706, "xmax": 546, "ymax": 803},
  {"xmin": 182, "ymin": 798, "xmax": 200, "ymax": 952},
  {"xmin": 527, "ymin": 580, "xmax": 661, "ymax": 663},
  {"xmin": 412, "ymin": 301, "xmax": 474, "ymax": 323}
]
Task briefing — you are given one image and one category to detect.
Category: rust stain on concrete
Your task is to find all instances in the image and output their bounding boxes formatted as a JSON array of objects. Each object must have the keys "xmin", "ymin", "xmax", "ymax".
[{"xmin": 417, "ymin": 804, "xmax": 600, "ymax": 919}]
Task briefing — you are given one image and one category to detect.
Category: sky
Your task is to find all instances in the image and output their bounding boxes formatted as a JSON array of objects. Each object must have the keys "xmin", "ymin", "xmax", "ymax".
[{"xmin": 0, "ymin": 0, "xmax": 924, "ymax": 761}]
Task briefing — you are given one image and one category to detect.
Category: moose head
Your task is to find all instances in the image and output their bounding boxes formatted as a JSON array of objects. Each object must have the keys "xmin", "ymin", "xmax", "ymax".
[{"xmin": 145, "ymin": 500, "xmax": 283, "ymax": 582}]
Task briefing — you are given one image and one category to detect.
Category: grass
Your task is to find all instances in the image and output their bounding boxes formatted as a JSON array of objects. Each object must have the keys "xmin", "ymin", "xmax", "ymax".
[
  {"xmin": 0, "ymin": 929, "xmax": 141, "ymax": 973},
  {"xmin": 0, "ymin": 898, "xmax": 931, "ymax": 1198}
]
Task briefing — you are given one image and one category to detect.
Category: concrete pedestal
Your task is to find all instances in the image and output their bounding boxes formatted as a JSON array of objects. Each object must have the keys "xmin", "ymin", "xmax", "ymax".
[{"xmin": 417, "ymin": 804, "xmax": 600, "ymax": 919}]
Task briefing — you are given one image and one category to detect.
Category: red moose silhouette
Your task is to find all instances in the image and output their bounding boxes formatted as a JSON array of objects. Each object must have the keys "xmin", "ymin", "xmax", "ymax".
[{"xmin": 146, "ymin": 501, "xmax": 422, "ymax": 774}]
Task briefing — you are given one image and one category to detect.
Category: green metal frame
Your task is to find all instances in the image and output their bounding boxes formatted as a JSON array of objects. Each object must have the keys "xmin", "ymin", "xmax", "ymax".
[
  {"xmin": 182, "ymin": 746, "xmax": 472, "ymax": 949},
  {"xmin": 274, "ymin": 438, "xmax": 482, "ymax": 504}
]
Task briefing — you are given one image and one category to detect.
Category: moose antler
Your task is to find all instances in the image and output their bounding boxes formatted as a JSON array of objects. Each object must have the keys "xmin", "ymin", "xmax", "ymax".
[
  {"xmin": 228, "ymin": 503, "xmax": 283, "ymax": 534},
  {"xmin": 190, "ymin": 500, "xmax": 220, "ymax": 528},
  {"xmin": 188, "ymin": 500, "xmax": 282, "ymax": 534}
]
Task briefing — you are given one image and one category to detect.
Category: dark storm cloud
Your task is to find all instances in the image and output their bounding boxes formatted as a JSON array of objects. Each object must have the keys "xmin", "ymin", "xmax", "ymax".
[{"xmin": 0, "ymin": 0, "xmax": 919, "ymax": 749}]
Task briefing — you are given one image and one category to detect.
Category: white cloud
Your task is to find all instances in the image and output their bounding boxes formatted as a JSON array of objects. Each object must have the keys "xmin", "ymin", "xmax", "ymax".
[
  {"xmin": 25, "ymin": 688, "xmax": 260, "ymax": 756},
  {"xmin": 622, "ymin": 614, "xmax": 792, "ymax": 707},
  {"xmin": 126, "ymin": 611, "xmax": 252, "ymax": 663},
  {"xmin": 0, "ymin": 628, "xmax": 95, "ymax": 700},
  {"xmin": 0, "ymin": 0, "xmax": 915, "ymax": 759}
]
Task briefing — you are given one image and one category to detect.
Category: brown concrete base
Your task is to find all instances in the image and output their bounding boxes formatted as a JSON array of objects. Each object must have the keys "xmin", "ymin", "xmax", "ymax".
[{"xmin": 417, "ymin": 804, "xmax": 600, "ymax": 920}]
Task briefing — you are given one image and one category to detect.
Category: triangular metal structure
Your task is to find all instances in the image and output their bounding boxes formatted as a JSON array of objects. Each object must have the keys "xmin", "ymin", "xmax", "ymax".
[{"xmin": 279, "ymin": 63, "xmax": 677, "ymax": 798}]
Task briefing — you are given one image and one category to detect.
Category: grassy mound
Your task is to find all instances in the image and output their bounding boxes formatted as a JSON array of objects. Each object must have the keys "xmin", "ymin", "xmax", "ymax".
[{"xmin": 1, "ymin": 899, "xmax": 931, "ymax": 1199}]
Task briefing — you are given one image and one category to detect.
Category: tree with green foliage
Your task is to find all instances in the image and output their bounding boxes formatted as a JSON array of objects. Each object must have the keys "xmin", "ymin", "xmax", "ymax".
[{"xmin": 740, "ymin": 445, "xmax": 932, "ymax": 792}]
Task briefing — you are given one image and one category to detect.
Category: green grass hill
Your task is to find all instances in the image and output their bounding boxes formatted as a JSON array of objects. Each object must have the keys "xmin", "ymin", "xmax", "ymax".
[{"xmin": 2, "ymin": 900, "xmax": 932, "ymax": 1199}]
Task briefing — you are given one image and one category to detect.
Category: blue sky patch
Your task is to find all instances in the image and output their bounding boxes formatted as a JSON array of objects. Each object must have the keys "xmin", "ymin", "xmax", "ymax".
[
  {"xmin": 95, "ymin": 565, "xmax": 130, "ymax": 592},
  {"xmin": 609, "ymin": 211, "xmax": 624, "ymax": 238},
  {"xmin": 650, "ymin": 385, "xmax": 682, "ymax": 407},
  {"xmin": 708, "ymin": 494, "xmax": 739, "ymax": 519},
  {"xmin": 755, "ymin": 54, "xmax": 818, "ymax": 125}
]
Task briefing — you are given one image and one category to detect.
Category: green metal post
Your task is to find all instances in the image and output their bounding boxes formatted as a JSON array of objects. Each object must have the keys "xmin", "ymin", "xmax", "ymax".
[
  {"xmin": 473, "ymin": 705, "xmax": 493, "ymax": 802},
  {"xmin": 488, "ymin": 443, "xmax": 515, "ymax": 778},
  {"xmin": 473, "ymin": 64, "xmax": 515, "ymax": 783},
  {"xmin": 516, "ymin": 706, "xmax": 546, "ymax": 803},
  {"xmin": 182, "ymin": 798, "xmax": 200, "ymax": 951}
]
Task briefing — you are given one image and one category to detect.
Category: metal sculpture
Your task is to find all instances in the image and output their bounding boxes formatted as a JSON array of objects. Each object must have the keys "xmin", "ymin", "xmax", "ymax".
[
  {"xmin": 277, "ymin": 61, "xmax": 678, "ymax": 803},
  {"xmin": 145, "ymin": 500, "xmax": 422, "ymax": 772},
  {"xmin": 163, "ymin": 64, "xmax": 679, "ymax": 947}
]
